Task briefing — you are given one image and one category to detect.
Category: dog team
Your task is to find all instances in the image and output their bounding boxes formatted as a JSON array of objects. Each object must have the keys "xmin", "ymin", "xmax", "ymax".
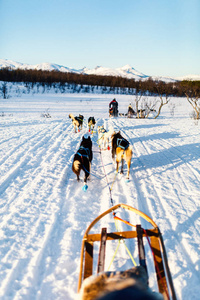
[{"xmin": 70, "ymin": 113, "xmax": 132, "ymax": 189}]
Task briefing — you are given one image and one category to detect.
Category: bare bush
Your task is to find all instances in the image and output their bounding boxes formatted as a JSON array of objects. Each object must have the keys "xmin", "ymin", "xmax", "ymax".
[{"xmin": 41, "ymin": 108, "xmax": 51, "ymax": 118}]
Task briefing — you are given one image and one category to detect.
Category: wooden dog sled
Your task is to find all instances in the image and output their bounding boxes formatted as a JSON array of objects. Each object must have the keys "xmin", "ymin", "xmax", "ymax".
[{"xmin": 78, "ymin": 203, "xmax": 177, "ymax": 300}]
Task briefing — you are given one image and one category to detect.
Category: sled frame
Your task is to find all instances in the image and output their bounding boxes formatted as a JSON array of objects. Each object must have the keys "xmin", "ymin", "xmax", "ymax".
[{"xmin": 78, "ymin": 203, "xmax": 176, "ymax": 300}]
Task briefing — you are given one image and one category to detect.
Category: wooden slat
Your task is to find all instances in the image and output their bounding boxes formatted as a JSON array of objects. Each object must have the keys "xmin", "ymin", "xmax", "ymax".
[
  {"xmin": 150, "ymin": 236, "xmax": 169, "ymax": 300},
  {"xmin": 97, "ymin": 228, "xmax": 107, "ymax": 273},
  {"xmin": 83, "ymin": 241, "xmax": 93, "ymax": 279},
  {"xmin": 85, "ymin": 228, "xmax": 159, "ymax": 242},
  {"xmin": 137, "ymin": 225, "xmax": 148, "ymax": 276},
  {"xmin": 158, "ymin": 231, "xmax": 177, "ymax": 300}
]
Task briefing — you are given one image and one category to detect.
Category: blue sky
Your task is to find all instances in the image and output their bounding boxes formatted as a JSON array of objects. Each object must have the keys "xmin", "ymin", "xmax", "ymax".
[{"xmin": 0, "ymin": 0, "xmax": 200, "ymax": 77}]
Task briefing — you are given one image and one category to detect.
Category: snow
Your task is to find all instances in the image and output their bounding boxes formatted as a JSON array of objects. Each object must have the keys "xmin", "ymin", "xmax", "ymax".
[
  {"xmin": 2, "ymin": 58, "xmax": 200, "ymax": 81},
  {"xmin": 0, "ymin": 89, "xmax": 200, "ymax": 300},
  {"xmin": 176, "ymin": 74, "xmax": 200, "ymax": 81},
  {"xmin": 82, "ymin": 64, "xmax": 148, "ymax": 80},
  {"xmin": 0, "ymin": 59, "xmax": 154, "ymax": 81},
  {"xmin": 0, "ymin": 59, "xmax": 82, "ymax": 75}
]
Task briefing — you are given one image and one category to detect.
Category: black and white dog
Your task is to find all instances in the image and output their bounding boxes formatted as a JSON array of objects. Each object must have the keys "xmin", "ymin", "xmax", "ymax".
[
  {"xmin": 69, "ymin": 113, "xmax": 84, "ymax": 133},
  {"xmin": 72, "ymin": 136, "xmax": 93, "ymax": 189},
  {"xmin": 88, "ymin": 117, "xmax": 96, "ymax": 132}
]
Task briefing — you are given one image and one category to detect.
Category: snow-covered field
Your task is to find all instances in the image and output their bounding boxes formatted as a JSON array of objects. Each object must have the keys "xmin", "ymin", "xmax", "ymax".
[{"xmin": 0, "ymin": 91, "xmax": 200, "ymax": 300}]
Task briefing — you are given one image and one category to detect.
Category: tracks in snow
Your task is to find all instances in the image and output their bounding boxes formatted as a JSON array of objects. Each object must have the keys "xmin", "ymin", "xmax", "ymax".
[
  {"xmin": 109, "ymin": 117, "xmax": 200, "ymax": 293},
  {"xmin": 1, "ymin": 116, "xmax": 200, "ymax": 299},
  {"xmin": 0, "ymin": 119, "xmax": 82, "ymax": 299}
]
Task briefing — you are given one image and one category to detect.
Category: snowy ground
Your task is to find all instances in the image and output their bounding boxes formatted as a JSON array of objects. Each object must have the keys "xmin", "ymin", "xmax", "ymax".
[{"xmin": 0, "ymin": 92, "xmax": 200, "ymax": 300}]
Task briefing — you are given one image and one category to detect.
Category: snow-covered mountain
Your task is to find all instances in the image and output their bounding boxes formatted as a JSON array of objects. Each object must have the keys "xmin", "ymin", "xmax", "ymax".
[
  {"xmin": 1, "ymin": 58, "xmax": 199, "ymax": 81},
  {"xmin": 0, "ymin": 59, "xmax": 148, "ymax": 80},
  {"xmin": 176, "ymin": 74, "xmax": 200, "ymax": 81},
  {"xmin": 81, "ymin": 64, "xmax": 148, "ymax": 80},
  {"xmin": 0, "ymin": 59, "xmax": 82, "ymax": 74}
]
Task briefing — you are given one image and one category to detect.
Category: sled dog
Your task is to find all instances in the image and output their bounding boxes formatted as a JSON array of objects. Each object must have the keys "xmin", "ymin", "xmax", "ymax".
[
  {"xmin": 69, "ymin": 113, "xmax": 84, "ymax": 133},
  {"xmin": 72, "ymin": 136, "xmax": 93, "ymax": 184},
  {"xmin": 88, "ymin": 117, "xmax": 96, "ymax": 132},
  {"xmin": 97, "ymin": 126, "xmax": 114, "ymax": 150},
  {"xmin": 111, "ymin": 131, "xmax": 132, "ymax": 179}
]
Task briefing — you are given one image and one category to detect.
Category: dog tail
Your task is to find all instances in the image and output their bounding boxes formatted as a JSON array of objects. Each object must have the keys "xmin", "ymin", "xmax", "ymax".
[{"xmin": 72, "ymin": 160, "xmax": 81, "ymax": 175}]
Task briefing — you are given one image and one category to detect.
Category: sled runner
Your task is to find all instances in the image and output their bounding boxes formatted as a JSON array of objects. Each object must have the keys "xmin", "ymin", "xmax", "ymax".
[{"xmin": 78, "ymin": 203, "xmax": 176, "ymax": 300}]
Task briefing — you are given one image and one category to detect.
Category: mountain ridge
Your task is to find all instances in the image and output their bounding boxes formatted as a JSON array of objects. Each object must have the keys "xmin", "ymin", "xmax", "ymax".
[{"xmin": 1, "ymin": 59, "xmax": 200, "ymax": 82}]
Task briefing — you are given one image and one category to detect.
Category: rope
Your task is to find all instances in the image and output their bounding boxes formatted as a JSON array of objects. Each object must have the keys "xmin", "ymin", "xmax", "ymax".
[
  {"xmin": 95, "ymin": 131, "xmax": 137, "ymax": 270},
  {"xmin": 79, "ymin": 155, "xmax": 104, "ymax": 180},
  {"xmin": 96, "ymin": 134, "xmax": 104, "ymax": 145},
  {"xmin": 90, "ymin": 172, "xmax": 105, "ymax": 180},
  {"xmin": 107, "ymin": 240, "xmax": 121, "ymax": 271},
  {"xmin": 95, "ymin": 132, "xmax": 121, "ymax": 205},
  {"xmin": 114, "ymin": 215, "xmax": 137, "ymax": 266},
  {"xmin": 94, "ymin": 128, "xmax": 123, "ymax": 207},
  {"xmin": 110, "ymin": 170, "xmax": 118, "ymax": 191},
  {"xmin": 107, "ymin": 217, "xmax": 137, "ymax": 270},
  {"xmin": 113, "ymin": 214, "xmax": 136, "ymax": 228},
  {"xmin": 123, "ymin": 241, "xmax": 137, "ymax": 267},
  {"xmin": 99, "ymin": 148, "xmax": 114, "ymax": 206},
  {"xmin": 96, "ymin": 127, "xmax": 107, "ymax": 146}
]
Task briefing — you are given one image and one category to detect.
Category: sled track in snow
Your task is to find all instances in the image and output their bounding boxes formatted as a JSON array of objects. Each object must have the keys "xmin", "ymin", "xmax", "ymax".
[
  {"xmin": 1, "ymin": 114, "xmax": 200, "ymax": 300},
  {"xmin": 109, "ymin": 117, "xmax": 200, "ymax": 292},
  {"xmin": 0, "ymin": 120, "xmax": 84, "ymax": 298}
]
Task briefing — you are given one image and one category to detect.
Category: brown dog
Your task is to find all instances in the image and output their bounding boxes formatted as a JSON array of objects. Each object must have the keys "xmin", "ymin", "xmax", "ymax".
[{"xmin": 111, "ymin": 131, "xmax": 132, "ymax": 179}]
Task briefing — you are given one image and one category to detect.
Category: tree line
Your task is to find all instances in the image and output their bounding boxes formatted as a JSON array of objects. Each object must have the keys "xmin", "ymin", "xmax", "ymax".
[
  {"xmin": 0, "ymin": 67, "xmax": 199, "ymax": 98},
  {"xmin": 1, "ymin": 68, "xmax": 200, "ymax": 119}
]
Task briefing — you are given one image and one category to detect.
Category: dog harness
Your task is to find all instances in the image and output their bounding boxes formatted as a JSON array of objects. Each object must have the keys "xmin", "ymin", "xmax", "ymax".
[
  {"xmin": 117, "ymin": 138, "xmax": 129, "ymax": 150},
  {"xmin": 99, "ymin": 128, "xmax": 107, "ymax": 133},
  {"xmin": 77, "ymin": 146, "xmax": 90, "ymax": 160},
  {"xmin": 75, "ymin": 116, "xmax": 84, "ymax": 125},
  {"xmin": 77, "ymin": 146, "xmax": 91, "ymax": 174}
]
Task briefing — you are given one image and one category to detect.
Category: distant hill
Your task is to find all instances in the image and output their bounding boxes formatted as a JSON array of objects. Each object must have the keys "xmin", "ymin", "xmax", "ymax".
[
  {"xmin": 0, "ymin": 59, "xmax": 183, "ymax": 82},
  {"xmin": 1, "ymin": 59, "xmax": 200, "ymax": 82},
  {"xmin": 176, "ymin": 74, "xmax": 200, "ymax": 81}
]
